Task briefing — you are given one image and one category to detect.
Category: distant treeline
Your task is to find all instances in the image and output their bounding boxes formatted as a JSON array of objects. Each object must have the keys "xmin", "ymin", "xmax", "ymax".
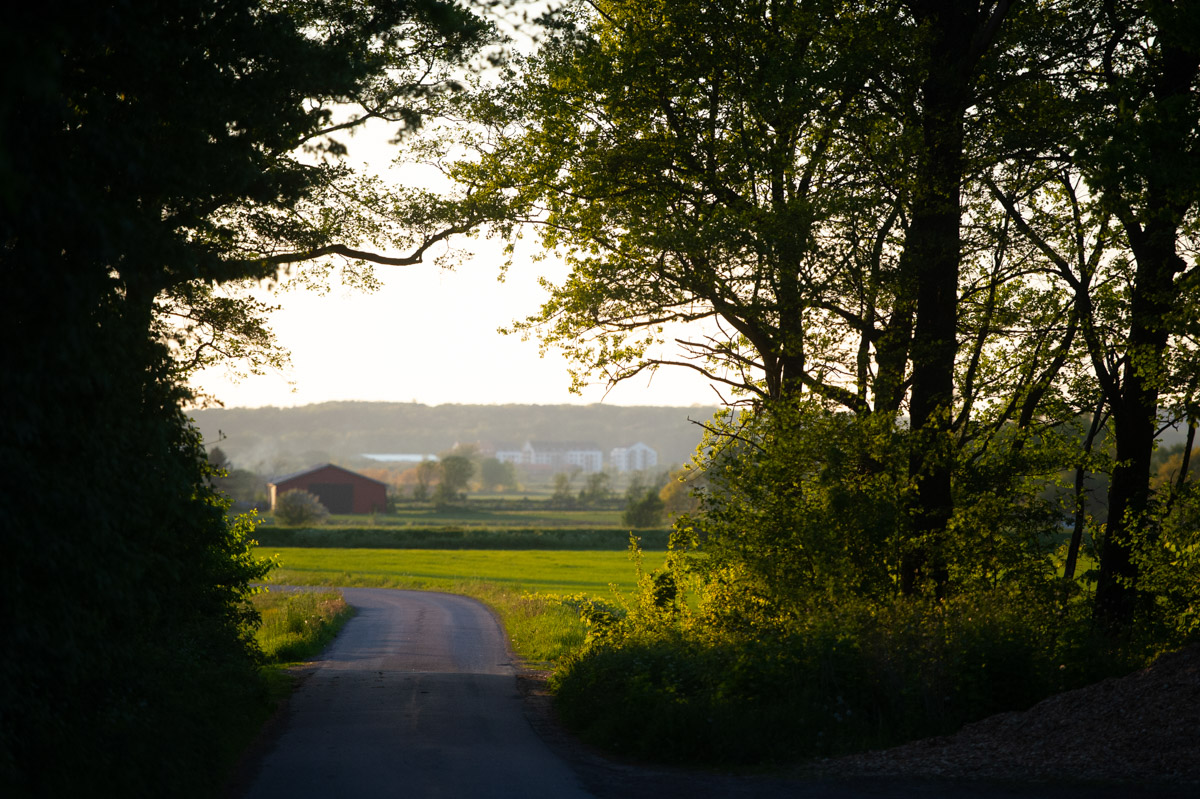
[{"xmin": 189, "ymin": 401, "xmax": 719, "ymax": 475}]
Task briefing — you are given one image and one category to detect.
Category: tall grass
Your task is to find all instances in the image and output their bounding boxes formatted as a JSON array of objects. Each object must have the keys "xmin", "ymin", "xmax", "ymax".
[
  {"xmin": 249, "ymin": 589, "xmax": 355, "ymax": 663},
  {"xmin": 452, "ymin": 583, "xmax": 590, "ymax": 665}
]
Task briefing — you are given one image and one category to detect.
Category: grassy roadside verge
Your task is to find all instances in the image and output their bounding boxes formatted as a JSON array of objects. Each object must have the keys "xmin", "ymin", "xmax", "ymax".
[
  {"xmin": 220, "ymin": 588, "xmax": 358, "ymax": 788},
  {"xmin": 250, "ymin": 588, "xmax": 357, "ymax": 663}
]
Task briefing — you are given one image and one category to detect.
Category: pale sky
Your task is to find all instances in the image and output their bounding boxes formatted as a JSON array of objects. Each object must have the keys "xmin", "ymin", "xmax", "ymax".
[
  {"xmin": 188, "ymin": 247, "xmax": 722, "ymax": 409},
  {"xmin": 187, "ymin": 123, "xmax": 722, "ymax": 409}
]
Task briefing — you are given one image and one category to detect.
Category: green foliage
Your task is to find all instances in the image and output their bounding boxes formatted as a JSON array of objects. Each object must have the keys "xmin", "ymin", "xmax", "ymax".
[
  {"xmin": 434, "ymin": 454, "xmax": 475, "ymax": 506},
  {"xmin": 392, "ymin": 0, "xmax": 1200, "ymax": 768},
  {"xmin": 659, "ymin": 466, "xmax": 702, "ymax": 518},
  {"xmin": 155, "ymin": 280, "xmax": 292, "ymax": 395},
  {"xmin": 438, "ymin": 0, "xmax": 904, "ymax": 402},
  {"xmin": 621, "ymin": 471, "xmax": 669, "ymax": 529},
  {"xmin": 0, "ymin": 0, "xmax": 487, "ymax": 793},
  {"xmin": 480, "ymin": 457, "xmax": 518, "ymax": 492},
  {"xmin": 577, "ymin": 471, "xmax": 613, "ymax": 507},
  {"xmin": 0, "ymin": 330, "xmax": 277, "ymax": 795},
  {"xmin": 552, "ymin": 560, "xmax": 1132, "ymax": 765},
  {"xmin": 622, "ymin": 489, "xmax": 665, "ymax": 529},
  {"xmin": 274, "ymin": 489, "xmax": 331, "ymax": 527},
  {"xmin": 251, "ymin": 590, "xmax": 355, "ymax": 664},
  {"xmin": 549, "ymin": 398, "xmax": 1179, "ymax": 766},
  {"xmin": 680, "ymin": 398, "xmax": 1080, "ymax": 613},
  {"xmin": 549, "ymin": 471, "xmax": 577, "ymax": 508},
  {"xmin": 1131, "ymin": 482, "xmax": 1200, "ymax": 644},
  {"xmin": 413, "ymin": 459, "xmax": 438, "ymax": 501},
  {"xmin": 684, "ymin": 400, "xmax": 908, "ymax": 611}
]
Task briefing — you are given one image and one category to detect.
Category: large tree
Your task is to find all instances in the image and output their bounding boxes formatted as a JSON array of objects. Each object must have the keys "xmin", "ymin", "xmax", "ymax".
[
  {"xmin": 996, "ymin": 1, "xmax": 1200, "ymax": 630},
  {"xmin": 442, "ymin": 0, "xmax": 905, "ymax": 407},
  {"xmin": 0, "ymin": 1, "xmax": 487, "ymax": 793},
  {"xmin": 1080, "ymin": 0, "xmax": 1200, "ymax": 632},
  {"xmin": 430, "ymin": 0, "xmax": 1085, "ymax": 594},
  {"xmin": 888, "ymin": 0, "xmax": 1019, "ymax": 594}
]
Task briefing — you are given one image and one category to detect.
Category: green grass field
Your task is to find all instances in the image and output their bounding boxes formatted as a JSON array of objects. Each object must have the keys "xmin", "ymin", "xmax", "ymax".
[
  {"xmin": 257, "ymin": 547, "xmax": 661, "ymax": 597},
  {"xmin": 256, "ymin": 547, "xmax": 661, "ymax": 664}
]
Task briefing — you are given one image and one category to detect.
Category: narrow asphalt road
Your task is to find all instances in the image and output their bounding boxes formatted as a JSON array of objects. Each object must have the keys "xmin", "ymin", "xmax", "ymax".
[
  {"xmin": 238, "ymin": 588, "xmax": 592, "ymax": 799},
  {"xmin": 235, "ymin": 588, "xmax": 1195, "ymax": 799}
]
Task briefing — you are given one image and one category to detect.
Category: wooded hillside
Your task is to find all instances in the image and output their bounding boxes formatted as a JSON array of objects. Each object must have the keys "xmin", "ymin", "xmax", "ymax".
[{"xmin": 189, "ymin": 401, "xmax": 719, "ymax": 474}]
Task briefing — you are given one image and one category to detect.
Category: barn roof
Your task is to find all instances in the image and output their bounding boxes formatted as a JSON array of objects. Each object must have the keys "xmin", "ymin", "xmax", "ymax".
[{"xmin": 268, "ymin": 463, "xmax": 388, "ymax": 487}]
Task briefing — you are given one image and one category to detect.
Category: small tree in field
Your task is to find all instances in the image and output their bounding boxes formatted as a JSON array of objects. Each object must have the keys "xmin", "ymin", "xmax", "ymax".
[
  {"xmin": 623, "ymin": 489, "xmax": 665, "ymax": 529},
  {"xmin": 480, "ymin": 457, "xmax": 518, "ymax": 492},
  {"xmin": 274, "ymin": 490, "xmax": 329, "ymax": 527},
  {"xmin": 434, "ymin": 455, "xmax": 474, "ymax": 506}
]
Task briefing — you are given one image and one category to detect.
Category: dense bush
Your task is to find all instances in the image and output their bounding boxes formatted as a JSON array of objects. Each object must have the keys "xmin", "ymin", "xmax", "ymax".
[
  {"xmin": 552, "ymin": 572, "xmax": 1127, "ymax": 764},
  {"xmin": 274, "ymin": 489, "xmax": 330, "ymax": 527},
  {"xmin": 548, "ymin": 400, "xmax": 1196, "ymax": 766},
  {"xmin": 1, "ymin": 0, "xmax": 491, "ymax": 793},
  {"xmin": 1, "ymin": 335, "xmax": 274, "ymax": 795},
  {"xmin": 623, "ymin": 488, "xmax": 666, "ymax": 529}
]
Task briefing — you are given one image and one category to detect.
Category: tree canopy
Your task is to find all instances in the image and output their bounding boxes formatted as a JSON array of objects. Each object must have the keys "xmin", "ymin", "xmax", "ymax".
[
  {"xmin": 405, "ymin": 0, "xmax": 1200, "ymax": 633},
  {"xmin": 0, "ymin": 1, "xmax": 490, "ymax": 793}
]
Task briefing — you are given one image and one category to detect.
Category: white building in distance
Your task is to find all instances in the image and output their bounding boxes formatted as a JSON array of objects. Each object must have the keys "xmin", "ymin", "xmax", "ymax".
[
  {"xmin": 609, "ymin": 441, "xmax": 658, "ymax": 472},
  {"xmin": 495, "ymin": 441, "xmax": 604, "ymax": 472},
  {"xmin": 495, "ymin": 440, "xmax": 658, "ymax": 473}
]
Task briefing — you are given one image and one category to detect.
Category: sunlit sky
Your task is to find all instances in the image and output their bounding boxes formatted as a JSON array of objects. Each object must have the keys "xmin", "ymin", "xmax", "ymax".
[{"xmin": 187, "ymin": 121, "xmax": 721, "ymax": 410}]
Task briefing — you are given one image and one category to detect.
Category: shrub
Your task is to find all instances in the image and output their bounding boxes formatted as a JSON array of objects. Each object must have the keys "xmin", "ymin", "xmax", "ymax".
[
  {"xmin": 622, "ymin": 489, "xmax": 665, "ymax": 528},
  {"xmin": 274, "ymin": 489, "xmax": 329, "ymax": 527},
  {"xmin": 550, "ymin": 586, "xmax": 1128, "ymax": 765}
]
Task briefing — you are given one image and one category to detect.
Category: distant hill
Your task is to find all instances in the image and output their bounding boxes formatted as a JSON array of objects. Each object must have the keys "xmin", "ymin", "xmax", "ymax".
[{"xmin": 188, "ymin": 401, "xmax": 721, "ymax": 475}]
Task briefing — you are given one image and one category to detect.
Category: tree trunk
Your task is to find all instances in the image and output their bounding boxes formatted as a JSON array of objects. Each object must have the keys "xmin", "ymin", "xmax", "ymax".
[
  {"xmin": 1092, "ymin": 15, "xmax": 1198, "ymax": 631},
  {"xmin": 1065, "ymin": 398, "xmax": 1107, "ymax": 583},
  {"xmin": 898, "ymin": 2, "xmax": 978, "ymax": 596},
  {"xmin": 1094, "ymin": 223, "xmax": 1182, "ymax": 630}
]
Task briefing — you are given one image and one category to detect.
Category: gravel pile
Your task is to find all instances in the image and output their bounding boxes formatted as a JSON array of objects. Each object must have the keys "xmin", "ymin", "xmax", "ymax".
[{"xmin": 813, "ymin": 645, "xmax": 1200, "ymax": 784}]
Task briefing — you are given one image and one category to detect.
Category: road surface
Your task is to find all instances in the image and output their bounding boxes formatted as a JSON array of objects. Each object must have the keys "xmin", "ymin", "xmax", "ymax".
[
  {"xmin": 238, "ymin": 588, "xmax": 592, "ymax": 799},
  {"xmin": 236, "ymin": 588, "xmax": 1195, "ymax": 799}
]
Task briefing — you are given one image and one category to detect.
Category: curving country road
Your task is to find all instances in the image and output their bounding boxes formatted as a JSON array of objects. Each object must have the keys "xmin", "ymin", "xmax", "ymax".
[
  {"xmin": 238, "ymin": 588, "xmax": 592, "ymax": 799},
  {"xmin": 235, "ymin": 588, "xmax": 1194, "ymax": 799}
]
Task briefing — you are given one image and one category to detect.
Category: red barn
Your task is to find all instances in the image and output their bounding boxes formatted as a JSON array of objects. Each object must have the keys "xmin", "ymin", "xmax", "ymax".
[{"xmin": 268, "ymin": 463, "xmax": 387, "ymax": 515}]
